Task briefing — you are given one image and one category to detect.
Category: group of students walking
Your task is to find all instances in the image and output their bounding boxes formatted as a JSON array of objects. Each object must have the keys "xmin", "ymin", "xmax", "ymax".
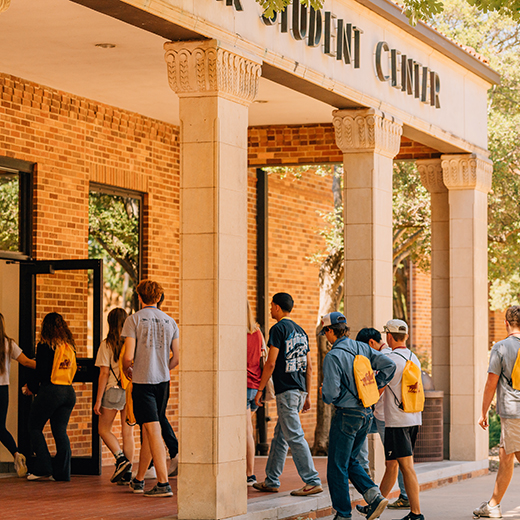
[{"xmin": 247, "ymin": 292, "xmax": 425, "ymax": 520}]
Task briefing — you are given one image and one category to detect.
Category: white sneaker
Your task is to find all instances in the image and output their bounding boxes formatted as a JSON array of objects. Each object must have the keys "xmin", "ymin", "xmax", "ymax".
[
  {"xmin": 14, "ymin": 452, "xmax": 27, "ymax": 477},
  {"xmin": 144, "ymin": 466, "xmax": 157, "ymax": 479},
  {"xmin": 168, "ymin": 455, "xmax": 179, "ymax": 477},
  {"xmin": 473, "ymin": 502, "xmax": 502, "ymax": 518}
]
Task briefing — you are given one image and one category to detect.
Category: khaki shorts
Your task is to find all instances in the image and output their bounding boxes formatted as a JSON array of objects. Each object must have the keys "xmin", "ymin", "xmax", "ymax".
[{"xmin": 500, "ymin": 417, "xmax": 520, "ymax": 455}]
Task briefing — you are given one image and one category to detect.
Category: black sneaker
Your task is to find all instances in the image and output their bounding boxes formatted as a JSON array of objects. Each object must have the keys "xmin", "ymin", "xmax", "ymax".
[
  {"xmin": 111, "ymin": 456, "xmax": 131, "ymax": 483},
  {"xmin": 366, "ymin": 495, "xmax": 389, "ymax": 520},
  {"xmin": 130, "ymin": 478, "xmax": 144, "ymax": 494},
  {"xmin": 356, "ymin": 504, "xmax": 368, "ymax": 516},
  {"xmin": 400, "ymin": 514, "xmax": 425, "ymax": 520},
  {"xmin": 247, "ymin": 475, "xmax": 257, "ymax": 486},
  {"xmin": 117, "ymin": 470, "xmax": 132, "ymax": 486},
  {"xmin": 144, "ymin": 483, "xmax": 173, "ymax": 497}
]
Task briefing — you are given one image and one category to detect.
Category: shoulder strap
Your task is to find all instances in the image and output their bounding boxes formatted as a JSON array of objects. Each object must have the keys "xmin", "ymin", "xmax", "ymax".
[
  {"xmin": 392, "ymin": 350, "xmax": 409, "ymax": 362},
  {"xmin": 109, "ymin": 362, "xmax": 121, "ymax": 387}
]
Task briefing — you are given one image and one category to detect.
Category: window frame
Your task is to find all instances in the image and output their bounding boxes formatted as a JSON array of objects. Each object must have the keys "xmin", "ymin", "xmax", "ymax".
[{"xmin": 0, "ymin": 156, "xmax": 34, "ymax": 260}]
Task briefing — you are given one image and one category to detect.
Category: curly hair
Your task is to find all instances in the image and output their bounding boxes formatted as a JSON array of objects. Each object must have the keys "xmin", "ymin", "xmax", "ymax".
[
  {"xmin": 106, "ymin": 308, "xmax": 128, "ymax": 362},
  {"xmin": 136, "ymin": 280, "xmax": 164, "ymax": 305},
  {"xmin": 506, "ymin": 306, "xmax": 520, "ymax": 328},
  {"xmin": 0, "ymin": 313, "xmax": 13, "ymax": 376},
  {"xmin": 39, "ymin": 312, "xmax": 76, "ymax": 351}
]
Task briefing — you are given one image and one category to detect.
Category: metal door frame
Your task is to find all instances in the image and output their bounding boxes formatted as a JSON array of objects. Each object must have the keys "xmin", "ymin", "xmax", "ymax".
[{"xmin": 18, "ymin": 259, "xmax": 103, "ymax": 475}]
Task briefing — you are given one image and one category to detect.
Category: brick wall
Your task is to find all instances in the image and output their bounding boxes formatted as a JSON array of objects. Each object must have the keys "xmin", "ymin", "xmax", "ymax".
[
  {"xmin": 0, "ymin": 72, "xmax": 180, "ymax": 464},
  {"xmin": 409, "ymin": 264, "xmax": 432, "ymax": 372}
]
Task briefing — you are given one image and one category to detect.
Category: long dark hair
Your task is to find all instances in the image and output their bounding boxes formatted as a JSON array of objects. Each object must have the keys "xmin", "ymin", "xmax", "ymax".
[
  {"xmin": 39, "ymin": 312, "xmax": 76, "ymax": 351},
  {"xmin": 106, "ymin": 308, "xmax": 128, "ymax": 362},
  {"xmin": 0, "ymin": 313, "xmax": 13, "ymax": 376}
]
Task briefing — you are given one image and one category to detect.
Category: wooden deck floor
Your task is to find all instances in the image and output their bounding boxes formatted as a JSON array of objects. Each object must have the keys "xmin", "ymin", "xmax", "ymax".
[{"xmin": 0, "ymin": 457, "xmax": 329, "ymax": 520}]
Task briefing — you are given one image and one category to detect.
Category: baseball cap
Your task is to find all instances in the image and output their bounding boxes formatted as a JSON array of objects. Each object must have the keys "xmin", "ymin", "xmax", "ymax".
[
  {"xmin": 383, "ymin": 319, "xmax": 409, "ymax": 334},
  {"xmin": 319, "ymin": 312, "xmax": 347, "ymax": 335}
]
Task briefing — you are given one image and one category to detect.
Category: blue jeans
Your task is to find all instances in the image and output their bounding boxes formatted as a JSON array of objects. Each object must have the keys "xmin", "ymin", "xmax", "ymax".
[
  {"xmin": 327, "ymin": 408, "xmax": 381, "ymax": 518},
  {"xmin": 264, "ymin": 389, "xmax": 321, "ymax": 488}
]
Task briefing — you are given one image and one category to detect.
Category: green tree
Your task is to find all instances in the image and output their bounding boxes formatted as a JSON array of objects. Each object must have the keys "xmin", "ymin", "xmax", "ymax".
[
  {"xmin": 0, "ymin": 174, "xmax": 19, "ymax": 252},
  {"xmin": 257, "ymin": 0, "xmax": 520, "ymax": 27},
  {"xmin": 430, "ymin": 0, "xmax": 520, "ymax": 310}
]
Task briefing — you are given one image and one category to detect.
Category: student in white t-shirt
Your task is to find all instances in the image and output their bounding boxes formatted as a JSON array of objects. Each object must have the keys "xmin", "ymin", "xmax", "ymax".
[
  {"xmin": 379, "ymin": 319, "xmax": 424, "ymax": 520},
  {"xmin": 0, "ymin": 312, "xmax": 36, "ymax": 477},
  {"xmin": 94, "ymin": 307, "xmax": 135, "ymax": 485}
]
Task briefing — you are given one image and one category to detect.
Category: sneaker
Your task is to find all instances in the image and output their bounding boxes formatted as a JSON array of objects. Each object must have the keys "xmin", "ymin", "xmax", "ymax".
[
  {"xmin": 168, "ymin": 455, "xmax": 179, "ymax": 477},
  {"xmin": 253, "ymin": 481, "xmax": 279, "ymax": 493},
  {"xmin": 117, "ymin": 471, "xmax": 132, "ymax": 486},
  {"xmin": 333, "ymin": 514, "xmax": 352, "ymax": 520},
  {"xmin": 110, "ymin": 456, "xmax": 132, "ymax": 483},
  {"xmin": 144, "ymin": 483, "xmax": 174, "ymax": 497},
  {"xmin": 389, "ymin": 496, "xmax": 411, "ymax": 509},
  {"xmin": 130, "ymin": 478, "xmax": 144, "ymax": 494},
  {"xmin": 366, "ymin": 495, "xmax": 389, "ymax": 520},
  {"xmin": 400, "ymin": 514, "xmax": 425, "ymax": 520},
  {"xmin": 290, "ymin": 484, "xmax": 324, "ymax": 496},
  {"xmin": 473, "ymin": 502, "xmax": 502, "ymax": 518},
  {"xmin": 247, "ymin": 475, "xmax": 257, "ymax": 487},
  {"xmin": 144, "ymin": 465, "xmax": 157, "ymax": 479},
  {"xmin": 14, "ymin": 452, "xmax": 28, "ymax": 478},
  {"xmin": 356, "ymin": 504, "xmax": 368, "ymax": 516}
]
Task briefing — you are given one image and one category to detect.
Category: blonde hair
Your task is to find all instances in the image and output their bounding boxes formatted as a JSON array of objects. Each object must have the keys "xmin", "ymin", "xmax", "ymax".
[{"xmin": 247, "ymin": 301, "xmax": 259, "ymax": 334}]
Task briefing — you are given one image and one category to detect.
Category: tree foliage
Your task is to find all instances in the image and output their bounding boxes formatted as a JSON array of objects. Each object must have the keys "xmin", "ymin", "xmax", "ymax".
[
  {"xmin": 430, "ymin": 0, "xmax": 520, "ymax": 309},
  {"xmin": 257, "ymin": 0, "xmax": 520, "ymax": 27},
  {"xmin": 0, "ymin": 173, "xmax": 19, "ymax": 252}
]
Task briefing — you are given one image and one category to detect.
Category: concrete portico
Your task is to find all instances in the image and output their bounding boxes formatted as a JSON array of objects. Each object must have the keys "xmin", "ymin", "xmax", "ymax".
[{"xmin": 0, "ymin": 0, "xmax": 499, "ymax": 519}]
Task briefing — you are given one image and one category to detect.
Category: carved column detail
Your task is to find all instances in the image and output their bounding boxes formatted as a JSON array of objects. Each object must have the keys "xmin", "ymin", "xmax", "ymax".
[
  {"xmin": 0, "ymin": 0, "xmax": 11, "ymax": 13},
  {"xmin": 333, "ymin": 108, "xmax": 402, "ymax": 159},
  {"xmin": 164, "ymin": 40, "xmax": 261, "ymax": 106},
  {"xmin": 441, "ymin": 154, "xmax": 493, "ymax": 193},
  {"xmin": 417, "ymin": 159, "xmax": 446, "ymax": 193}
]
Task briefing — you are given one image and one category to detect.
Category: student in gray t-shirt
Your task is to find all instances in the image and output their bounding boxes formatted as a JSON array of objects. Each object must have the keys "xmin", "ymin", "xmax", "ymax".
[
  {"xmin": 473, "ymin": 306, "xmax": 520, "ymax": 518},
  {"xmin": 122, "ymin": 280, "xmax": 179, "ymax": 498}
]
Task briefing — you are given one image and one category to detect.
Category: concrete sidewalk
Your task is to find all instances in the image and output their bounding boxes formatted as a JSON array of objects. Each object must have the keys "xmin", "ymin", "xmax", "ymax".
[{"xmin": 408, "ymin": 466, "xmax": 520, "ymax": 520}]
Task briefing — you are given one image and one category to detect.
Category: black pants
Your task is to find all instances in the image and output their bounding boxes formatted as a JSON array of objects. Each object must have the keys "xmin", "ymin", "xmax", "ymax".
[
  {"xmin": 0, "ymin": 385, "xmax": 18, "ymax": 456},
  {"xmin": 160, "ymin": 413, "xmax": 178, "ymax": 459},
  {"xmin": 29, "ymin": 384, "xmax": 76, "ymax": 481}
]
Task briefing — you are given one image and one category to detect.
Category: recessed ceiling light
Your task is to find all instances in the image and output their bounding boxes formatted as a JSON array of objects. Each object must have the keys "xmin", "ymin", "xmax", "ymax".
[
  {"xmin": 95, "ymin": 43, "xmax": 116, "ymax": 49},
  {"xmin": 254, "ymin": 100, "xmax": 268, "ymax": 104}
]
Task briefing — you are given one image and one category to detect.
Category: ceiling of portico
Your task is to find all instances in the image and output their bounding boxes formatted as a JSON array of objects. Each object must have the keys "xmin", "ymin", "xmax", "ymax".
[{"xmin": 0, "ymin": 0, "xmax": 338, "ymax": 128}]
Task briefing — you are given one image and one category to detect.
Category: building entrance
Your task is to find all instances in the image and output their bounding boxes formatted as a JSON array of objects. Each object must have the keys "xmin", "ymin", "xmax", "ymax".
[{"xmin": 18, "ymin": 259, "xmax": 103, "ymax": 475}]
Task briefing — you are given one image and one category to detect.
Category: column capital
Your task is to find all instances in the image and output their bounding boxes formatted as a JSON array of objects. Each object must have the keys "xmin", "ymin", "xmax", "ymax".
[
  {"xmin": 417, "ymin": 158, "xmax": 446, "ymax": 193},
  {"xmin": 164, "ymin": 39, "xmax": 262, "ymax": 106},
  {"xmin": 332, "ymin": 108, "xmax": 402, "ymax": 159},
  {"xmin": 441, "ymin": 154, "xmax": 493, "ymax": 193},
  {"xmin": 0, "ymin": 0, "xmax": 11, "ymax": 13}
]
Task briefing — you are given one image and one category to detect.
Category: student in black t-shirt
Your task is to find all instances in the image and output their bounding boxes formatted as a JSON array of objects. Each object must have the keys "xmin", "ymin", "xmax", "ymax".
[{"xmin": 253, "ymin": 293, "xmax": 322, "ymax": 496}]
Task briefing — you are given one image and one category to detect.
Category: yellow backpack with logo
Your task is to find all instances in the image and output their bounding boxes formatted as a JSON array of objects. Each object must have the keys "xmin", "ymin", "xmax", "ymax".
[
  {"xmin": 352, "ymin": 354, "xmax": 380, "ymax": 408},
  {"xmin": 50, "ymin": 342, "xmax": 77, "ymax": 385},
  {"xmin": 392, "ymin": 351, "xmax": 424, "ymax": 413},
  {"xmin": 508, "ymin": 339, "xmax": 520, "ymax": 390}
]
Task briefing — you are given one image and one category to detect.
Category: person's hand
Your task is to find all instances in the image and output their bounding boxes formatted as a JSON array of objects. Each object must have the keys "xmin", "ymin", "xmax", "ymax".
[
  {"xmin": 319, "ymin": 384, "xmax": 323, "ymax": 397},
  {"xmin": 93, "ymin": 402, "xmax": 102, "ymax": 416},
  {"xmin": 124, "ymin": 366, "xmax": 133, "ymax": 381},
  {"xmin": 302, "ymin": 395, "xmax": 311, "ymax": 413},
  {"xmin": 254, "ymin": 390, "xmax": 264, "ymax": 408},
  {"xmin": 21, "ymin": 384, "xmax": 33, "ymax": 396},
  {"xmin": 478, "ymin": 414, "xmax": 489, "ymax": 430}
]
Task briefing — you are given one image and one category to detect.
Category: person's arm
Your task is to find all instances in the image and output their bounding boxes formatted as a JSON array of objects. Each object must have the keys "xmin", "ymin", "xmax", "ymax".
[
  {"xmin": 16, "ymin": 352, "xmax": 36, "ymax": 370},
  {"xmin": 122, "ymin": 337, "xmax": 136, "ymax": 380},
  {"xmin": 321, "ymin": 354, "xmax": 342, "ymax": 405},
  {"xmin": 94, "ymin": 367, "xmax": 109, "ymax": 415},
  {"xmin": 254, "ymin": 346, "xmax": 279, "ymax": 407},
  {"xmin": 302, "ymin": 351, "xmax": 313, "ymax": 412},
  {"xmin": 370, "ymin": 349, "xmax": 396, "ymax": 389},
  {"xmin": 169, "ymin": 337, "xmax": 180, "ymax": 370},
  {"xmin": 478, "ymin": 372, "xmax": 500, "ymax": 430}
]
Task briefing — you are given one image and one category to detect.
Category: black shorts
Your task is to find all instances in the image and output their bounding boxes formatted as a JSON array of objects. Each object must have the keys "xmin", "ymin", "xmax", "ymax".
[
  {"xmin": 132, "ymin": 381, "xmax": 169, "ymax": 425},
  {"xmin": 384, "ymin": 426, "xmax": 419, "ymax": 460}
]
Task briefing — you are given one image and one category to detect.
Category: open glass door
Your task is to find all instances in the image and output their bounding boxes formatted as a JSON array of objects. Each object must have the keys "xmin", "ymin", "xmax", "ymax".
[{"xmin": 18, "ymin": 259, "xmax": 103, "ymax": 475}]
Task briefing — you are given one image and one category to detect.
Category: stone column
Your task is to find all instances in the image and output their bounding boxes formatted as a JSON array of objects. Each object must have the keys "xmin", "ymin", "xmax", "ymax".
[
  {"xmin": 333, "ymin": 108, "xmax": 402, "ymax": 334},
  {"xmin": 441, "ymin": 154, "xmax": 492, "ymax": 461},
  {"xmin": 417, "ymin": 159, "xmax": 451, "ymax": 458},
  {"xmin": 164, "ymin": 40, "xmax": 261, "ymax": 519}
]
